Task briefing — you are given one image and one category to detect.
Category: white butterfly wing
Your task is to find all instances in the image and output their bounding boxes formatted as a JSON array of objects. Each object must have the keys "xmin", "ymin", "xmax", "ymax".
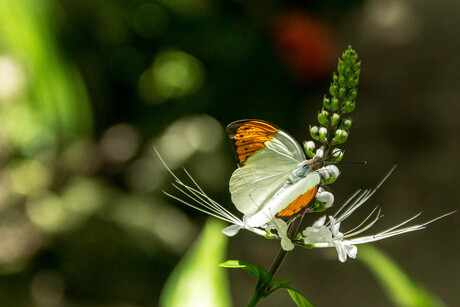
[{"xmin": 227, "ymin": 120, "xmax": 306, "ymax": 216}]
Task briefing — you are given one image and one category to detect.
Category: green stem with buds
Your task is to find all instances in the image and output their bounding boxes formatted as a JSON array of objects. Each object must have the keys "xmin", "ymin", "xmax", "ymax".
[{"xmin": 306, "ymin": 46, "xmax": 360, "ymax": 162}]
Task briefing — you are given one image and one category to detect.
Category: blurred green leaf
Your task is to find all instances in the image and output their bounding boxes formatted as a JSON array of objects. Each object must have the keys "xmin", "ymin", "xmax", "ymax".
[
  {"xmin": 286, "ymin": 288, "xmax": 314, "ymax": 307},
  {"xmin": 359, "ymin": 245, "xmax": 445, "ymax": 307},
  {"xmin": 0, "ymin": 0, "xmax": 93, "ymax": 151},
  {"xmin": 219, "ymin": 260, "xmax": 272, "ymax": 283},
  {"xmin": 160, "ymin": 219, "xmax": 231, "ymax": 307}
]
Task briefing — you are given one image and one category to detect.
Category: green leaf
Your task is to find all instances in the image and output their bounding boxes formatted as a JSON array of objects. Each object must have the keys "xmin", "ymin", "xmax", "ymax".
[
  {"xmin": 219, "ymin": 260, "xmax": 272, "ymax": 283},
  {"xmin": 160, "ymin": 219, "xmax": 232, "ymax": 307},
  {"xmin": 359, "ymin": 245, "xmax": 445, "ymax": 307},
  {"xmin": 286, "ymin": 288, "xmax": 314, "ymax": 307},
  {"xmin": 265, "ymin": 278, "xmax": 291, "ymax": 295}
]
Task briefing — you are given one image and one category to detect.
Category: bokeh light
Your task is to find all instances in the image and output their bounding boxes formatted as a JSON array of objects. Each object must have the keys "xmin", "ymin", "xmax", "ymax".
[
  {"xmin": 129, "ymin": 3, "xmax": 169, "ymax": 39},
  {"xmin": 0, "ymin": 55, "xmax": 26, "ymax": 102},
  {"xmin": 30, "ymin": 270, "xmax": 65, "ymax": 307},
  {"xmin": 156, "ymin": 115, "xmax": 222, "ymax": 167},
  {"xmin": 100, "ymin": 124, "xmax": 141, "ymax": 163},
  {"xmin": 139, "ymin": 49, "xmax": 205, "ymax": 103}
]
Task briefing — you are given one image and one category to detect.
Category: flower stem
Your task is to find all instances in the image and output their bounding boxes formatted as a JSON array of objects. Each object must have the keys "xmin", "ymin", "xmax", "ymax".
[
  {"xmin": 247, "ymin": 290, "xmax": 263, "ymax": 307},
  {"xmin": 268, "ymin": 209, "xmax": 307, "ymax": 277}
]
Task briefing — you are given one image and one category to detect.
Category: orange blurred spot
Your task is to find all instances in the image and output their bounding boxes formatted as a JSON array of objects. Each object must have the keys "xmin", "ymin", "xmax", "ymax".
[{"xmin": 272, "ymin": 10, "xmax": 336, "ymax": 82}]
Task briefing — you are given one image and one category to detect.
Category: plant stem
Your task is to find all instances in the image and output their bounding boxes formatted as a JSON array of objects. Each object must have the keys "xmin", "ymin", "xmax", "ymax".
[
  {"xmin": 268, "ymin": 209, "xmax": 307, "ymax": 277},
  {"xmin": 247, "ymin": 290, "xmax": 263, "ymax": 307}
]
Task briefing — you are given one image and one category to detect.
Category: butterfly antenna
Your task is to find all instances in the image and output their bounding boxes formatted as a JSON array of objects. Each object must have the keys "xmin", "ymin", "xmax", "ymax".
[{"xmin": 341, "ymin": 160, "xmax": 367, "ymax": 164}]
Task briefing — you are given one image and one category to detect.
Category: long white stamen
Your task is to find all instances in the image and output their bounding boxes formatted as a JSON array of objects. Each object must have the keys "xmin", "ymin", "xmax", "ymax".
[
  {"xmin": 346, "ymin": 211, "xmax": 457, "ymax": 245},
  {"xmin": 343, "ymin": 207, "xmax": 382, "ymax": 238},
  {"xmin": 173, "ymin": 178, "xmax": 241, "ymax": 225},
  {"xmin": 333, "ymin": 189, "xmax": 362, "ymax": 218},
  {"xmin": 163, "ymin": 190, "xmax": 236, "ymax": 224},
  {"xmin": 181, "ymin": 167, "xmax": 242, "ymax": 223},
  {"xmin": 154, "ymin": 145, "xmax": 244, "ymax": 226},
  {"xmin": 333, "ymin": 165, "xmax": 396, "ymax": 225},
  {"xmin": 378, "ymin": 211, "xmax": 424, "ymax": 236},
  {"xmin": 171, "ymin": 182, "xmax": 241, "ymax": 225},
  {"xmin": 421, "ymin": 210, "xmax": 458, "ymax": 226},
  {"xmin": 335, "ymin": 189, "xmax": 372, "ymax": 223},
  {"xmin": 349, "ymin": 225, "xmax": 426, "ymax": 244}
]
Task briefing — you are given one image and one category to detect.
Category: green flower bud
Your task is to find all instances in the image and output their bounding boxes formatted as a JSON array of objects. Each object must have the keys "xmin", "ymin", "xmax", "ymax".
[
  {"xmin": 323, "ymin": 95, "xmax": 332, "ymax": 109},
  {"xmin": 319, "ymin": 127, "xmax": 328, "ymax": 141},
  {"xmin": 333, "ymin": 72, "xmax": 338, "ymax": 83},
  {"xmin": 339, "ymin": 87, "xmax": 346, "ymax": 98},
  {"xmin": 331, "ymin": 148, "xmax": 344, "ymax": 163},
  {"xmin": 343, "ymin": 100, "xmax": 356, "ymax": 113},
  {"xmin": 330, "ymin": 113, "xmax": 340, "ymax": 126},
  {"xmin": 303, "ymin": 140, "xmax": 316, "ymax": 158},
  {"xmin": 329, "ymin": 84, "xmax": 339, "ymax": 97},
  {"xmin": 340, "ymin": 118, "xmax": 353, "ymax": 130},
  {"xmin": 347, "ymin": 89, "xmax": 357, "ymax": 100},
  {"xmin": 310, "ymin": 125, "xmax": 320, "ymax": 141},
  {"xmin": 333, "ymin": 129, "xmax": 348, "ymax": 144},
  {"xmin": 351, "ymin": 77, "xmax": 359, "ymax": 87},
  {"xmin": 331, "ymin": 98, "xmax": 340, "ymax": 111},
  {"xmin": 338, "ymin": 75, "xmax": 345, "ymax": 86},
  {"xmin": 318, "ymin": 109, "xmax": 329, "ymax": 126}
]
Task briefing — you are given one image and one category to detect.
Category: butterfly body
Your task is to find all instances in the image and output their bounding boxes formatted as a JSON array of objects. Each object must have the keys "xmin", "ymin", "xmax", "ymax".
[{"xmin": 227, "ymin": 119, "xmax": 324, "ymax": 226}]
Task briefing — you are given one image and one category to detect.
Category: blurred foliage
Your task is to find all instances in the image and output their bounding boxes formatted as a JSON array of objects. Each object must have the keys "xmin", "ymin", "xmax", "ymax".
[
  {"xmin": 0, "ymin": 0, "xmax": 457, "ymax": 306},
  {"xmin": 160, "ymin": 219, "xmax": 231, "ymax": 307},
  {"xmin": 359, "ymin": 245, "xmax": 445, "ymax": 307}
]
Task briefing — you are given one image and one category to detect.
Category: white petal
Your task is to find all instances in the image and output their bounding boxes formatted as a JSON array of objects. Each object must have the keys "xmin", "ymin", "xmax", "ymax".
[
  {"xmin": 328, "ymin": 216, "xmax": 341, "ymax": 237},
  {"xmin": 318, "ymin": 168, "xmax": 330, "ymax": 179},
  {"xmin": 281, "ymin": 237, "xmax": 295, "ymax": 251},
  {"xmin": 333, "ymin": 240, "xmax": 348, "ymax": 262},
  {"xmin": 316, "ymin": 191, "xmax": 334, "ymax": 208},
  {"xmin": 303, "ymin": 226, "xmax": 332, "ymax": 244},
  {"xmin": 313, "ymin": 215, "xmax": 327, "ymax": 228},
  {"xmin": 344, "ymin": 243, "xmax": 357, "ymax": 259},
  {"xmin": 326, "ymin": 165, "xmax": 340, "ymax": 177},
  {"xmin": 268, "ymin": 218, "xmax": 294, "ymax": 251},
  {"xmin": 331, "ymin": 221, "xmax": 341, "ymax": 237},
  {"xmin": 222, "ymin": 225, "xmax": 242, "ymax": 236}
]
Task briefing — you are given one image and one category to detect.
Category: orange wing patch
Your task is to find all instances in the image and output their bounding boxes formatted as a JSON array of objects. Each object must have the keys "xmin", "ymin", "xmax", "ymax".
[
  {"xmin": 227, "ymin": 120, "xmax": 278, "ymax": 165},
  {"xmin": 276, "ymin": 185, "xmax": 318, "ymax": 217}
]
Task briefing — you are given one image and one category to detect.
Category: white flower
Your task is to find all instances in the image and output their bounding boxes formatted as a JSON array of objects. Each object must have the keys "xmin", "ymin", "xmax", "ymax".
[
  {"xmin": 302, "ymin": 166, "xmax": 457, "ymax": 262},
  {"xmin": 303, "ymin": 216, "xmax": 356, "ymax": 262}
]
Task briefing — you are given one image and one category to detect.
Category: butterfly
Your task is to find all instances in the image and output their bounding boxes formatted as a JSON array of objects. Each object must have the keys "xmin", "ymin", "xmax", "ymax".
[{"xmin": 226, "ymin": 119, "xmax": 329, "ymax": 228}]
